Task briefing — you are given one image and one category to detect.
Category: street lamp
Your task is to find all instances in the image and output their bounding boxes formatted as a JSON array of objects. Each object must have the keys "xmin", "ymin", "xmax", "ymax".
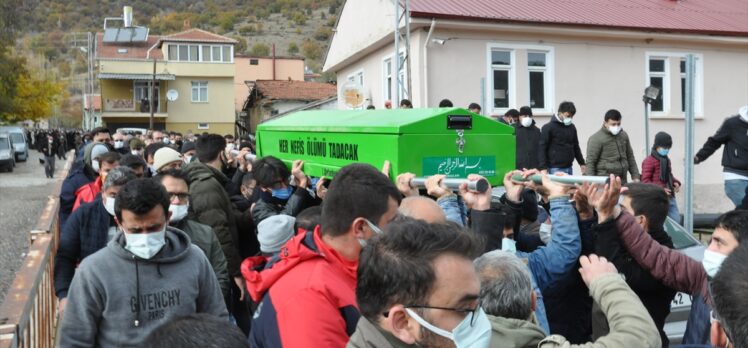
[{"xmin": 642, "ymin": 85, "xmax": 660, "ymax": 152}]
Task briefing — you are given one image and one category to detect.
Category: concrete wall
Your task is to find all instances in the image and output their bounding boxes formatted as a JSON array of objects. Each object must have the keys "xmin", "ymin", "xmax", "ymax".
[
  {"xmin": 332, "ymin": 24, "xmax": 748, "ymax": 213},
  {"xmin": 167, "ymin": 77, "xmax": 235, "ymax": 124},
  {"xmin": 99, "ymin": 60, "xmax": 234, "ymax": 77},
  {"xmin": 234, "ymin": 57, "xmax": 305, "ymax": 111}
]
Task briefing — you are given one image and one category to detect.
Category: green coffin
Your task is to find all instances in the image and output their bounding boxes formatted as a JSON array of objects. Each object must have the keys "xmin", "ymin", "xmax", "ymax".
[{"xmin": 256, "ymin": 108, "xmax": 516, "ymax": 186}]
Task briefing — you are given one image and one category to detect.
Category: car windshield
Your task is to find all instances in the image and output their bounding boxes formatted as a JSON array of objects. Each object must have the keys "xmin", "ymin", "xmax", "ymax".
[
  {"xmin": 664, "ymin": 217, "xmax": 701, "ymax": 249},
  {"xmin": 0, "ymin": 138, "xmax": 9, "ymax": 150},
  {"xmin": 10, "ymin": 133, "xmax": 23, "ymax": 143}
]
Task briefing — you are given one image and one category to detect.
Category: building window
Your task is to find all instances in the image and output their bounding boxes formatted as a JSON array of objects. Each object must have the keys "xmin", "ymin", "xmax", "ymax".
[
  {"xmin": 528, "ymin": 52, "xmax": 547, "ymax": 110},
  {"xmin": 491, "ymin": 50, "xmax": 511, "ymax": 109},
  {"xmin": 197, "ymin": 123, "xmax": 209, "ymax": 129},
  {"xmin": 397, "ymin": 52, "xmax": 408, "ymax": 100},
  {"xmin": 133, "ymin": 81, "xmax": 159, "ymax": 112},
  {"xmin": 191, "ymin": 81, "xmax": 208, "ymax": 102},
  {"xmin": 647, "ymin": 58, "xmax": 667, "ymax": 112},
  {"xmin": 250, "ymin": 59, "xmax": 259, "ymax": 65},
  {"xmin": 168, "ymin": 44, "xmax": 233, "ymax": 63},
  {"xmin": 383, "ymin": 57, "xmax": 392, "ymax": 102},
  {"xmin": 645, "ymin": 53, "xmax": 703, "ymax": 116}
]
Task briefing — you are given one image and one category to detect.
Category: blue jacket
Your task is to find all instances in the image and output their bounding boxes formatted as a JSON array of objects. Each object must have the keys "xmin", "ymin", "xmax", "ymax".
[
  {"xmin": 59, "ymin": 163, "xmax": 96, "ymax": 229},
  {"xmin": 518, "ymin": 198, "xmax": 582, "ymax": 292},
  {"xmin": 437, "ymin": 194, "xmax": 467, "ymax": 226},
  {"xmin": 55, "ymin": 197, "xmax": 115, "ymax": 298}
]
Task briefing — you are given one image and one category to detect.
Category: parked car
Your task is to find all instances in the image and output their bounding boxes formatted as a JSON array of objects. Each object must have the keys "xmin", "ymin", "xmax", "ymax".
[
  {"xmin": 0, "ymin": 133, "xmax": 16, "ymax": 172},
  {"xmin": 663, "ymin": 216, "xmax": 706, "ymax": 345},
  {"xmin": 0, "ymin": 126, "xmax": 28, "ymax": 161}
]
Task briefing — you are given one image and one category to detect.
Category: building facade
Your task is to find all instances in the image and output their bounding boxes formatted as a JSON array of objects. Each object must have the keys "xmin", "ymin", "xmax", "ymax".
[
  {"xmin": 96, "ymin": 28, "xmax": 237, "ymax": 135},
  {"xmin": 324, "ymin": 0, "xmax": 748, "ymax": 213}
]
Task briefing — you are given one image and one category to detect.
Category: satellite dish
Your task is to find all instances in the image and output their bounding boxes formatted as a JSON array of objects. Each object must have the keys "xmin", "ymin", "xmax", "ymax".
[
  {"xmin": 166, "ymin": 89, "xmax": 179, "ymax": 102},
  {"xmin": 342, "ymin": 81, "xmax": 365, "ymax": 109}
]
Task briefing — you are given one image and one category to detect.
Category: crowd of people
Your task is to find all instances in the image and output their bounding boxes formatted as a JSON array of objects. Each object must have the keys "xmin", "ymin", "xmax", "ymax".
[{"xmin": 49, "ymin": 102, "xmax": 748, "ymax": 348}]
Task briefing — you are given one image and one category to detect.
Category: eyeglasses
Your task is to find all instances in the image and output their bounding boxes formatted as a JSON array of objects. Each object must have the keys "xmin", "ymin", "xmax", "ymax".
[
  {"xmin": 168, "ymin": 192, "xmax": 190, "ymax": 201},
  {"xmin": 384, "ymin": 302, "xmax": 481, "ymax": 326}
]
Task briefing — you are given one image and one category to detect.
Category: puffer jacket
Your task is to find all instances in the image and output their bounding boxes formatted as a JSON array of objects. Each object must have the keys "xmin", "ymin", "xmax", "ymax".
[
  {"xmin": 539, "ymin": 116, "xmax": 585, "ymax": 170},
  {"xmin": 173, "ymin": 218, "xmax": 230, "ymax": 304},
  {"xmin": 538, "ymin": 274, "xmax": 660, "ymax": 348},
  {"xmin": 586, "ymin": 127, "xmax": 640, "ymax": 181},
  {"xmin": 347, "ymin": 316, "xmax": 416, "ymax": 348},
  {"xmin": 183, "ymin": 161, "xmax": 242, "ymax": 276},
  {"xmin": 488, "ymin": 315, "xmax": 546, "ymax": 348},
  {"xmin": 614, "ymin": 212, "xmax": 711, "ymax": 345}
]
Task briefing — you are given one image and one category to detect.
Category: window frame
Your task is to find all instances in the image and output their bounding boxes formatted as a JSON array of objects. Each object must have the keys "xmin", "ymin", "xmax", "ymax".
[
  {"xmin": 382, "ymin": 56, "xmax": 393, "ymax": 104},
  {"xmin": 191, "ymin": 81, "xmax": 209, "ymax": 103},
  {"xmin": 485, "ymin": 43, "xmax": 555, "ymax": 115},
  {"xmin": 645, "ymin": 52, "xmax": 703, "ymax": 117},
  {"xmin": 167, "ymin": 44, "xmax": 234, "ymax": 63}
]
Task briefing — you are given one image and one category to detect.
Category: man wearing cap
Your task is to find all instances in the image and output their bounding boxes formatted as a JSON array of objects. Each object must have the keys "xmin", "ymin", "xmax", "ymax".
[
  {"xmin": 181, "ymin": 142, "xmax": 196, "ymax": 164},
  {"xmin": 153, "ymin": 147, "xmax": 183, "ymax": 175},
  {"xmin": 130, "ymin": 138, "xmax": 145, "ymax": 158},
  {"xmin": 257, "ymin": 215, "xmax": 296, "ymax": 257}
]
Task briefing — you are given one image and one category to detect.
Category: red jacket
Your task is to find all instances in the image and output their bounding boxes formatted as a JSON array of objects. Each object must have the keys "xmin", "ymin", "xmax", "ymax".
[
  {"xmin": 73, "ymin": 176, "xmax": 102, "ymax": 211},
  {"xmin": 641, "ymin": 155, "xmax": 681, "ymax": 189},
  {"xmin": 245, "ymin": 227, "xmax": 359, "ymax": 348}
]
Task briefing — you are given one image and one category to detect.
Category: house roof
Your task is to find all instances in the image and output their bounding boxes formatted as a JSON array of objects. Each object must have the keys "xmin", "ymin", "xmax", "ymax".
[
  {"xmin": 252, "ymin": 80, "xmax": 337, "ymax": 101},
  {"xmin": 409, "ymin": 0, "xmax": 748, "ymax": 36},
  {"xmin": 159, "ymin": 28, "xmax": 238, "ymax": 44},
  {"xmin": 96, "ymin": 33, "xmax": 163, "ymax": 60}
]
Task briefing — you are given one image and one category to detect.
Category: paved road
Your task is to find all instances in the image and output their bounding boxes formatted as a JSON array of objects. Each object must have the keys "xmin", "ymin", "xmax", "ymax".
[{"xmin": 0, "ymin": 148, "xmax": 71, "ymax": 304}]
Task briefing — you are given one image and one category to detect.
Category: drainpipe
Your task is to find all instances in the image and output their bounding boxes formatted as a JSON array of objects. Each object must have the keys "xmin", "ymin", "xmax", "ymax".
[
  {"xmin": 423, "ymin": 19, "xmax": 436, "ymax": 108},
  {"xmin": 272, "ymin": 44, "xmax": 276, "ymax": 80}
]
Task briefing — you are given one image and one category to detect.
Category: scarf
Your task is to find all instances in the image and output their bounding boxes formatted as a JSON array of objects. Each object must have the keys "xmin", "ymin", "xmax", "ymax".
[{"xmin": 651, "ymin": 148, "xmax": 673, "ymax": 193}]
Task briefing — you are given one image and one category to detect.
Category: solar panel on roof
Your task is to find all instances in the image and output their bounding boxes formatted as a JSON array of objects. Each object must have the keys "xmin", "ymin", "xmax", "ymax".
[
  {"xmin": 116, "ymin": 28, "xmax": 132, "ymax": 42},
  {"xmin": 131, "ymin": 27, "xmax": 148, "ymax": 42},
  {"xmin": 103, "ymin": 28, "xmax": 119, "ymax": 43}
]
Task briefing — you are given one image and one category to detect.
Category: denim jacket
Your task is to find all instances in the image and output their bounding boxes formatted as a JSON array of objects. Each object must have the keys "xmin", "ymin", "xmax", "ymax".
[{"xmin": 436, "ymin": 194, "xmax": 468, "ymax": 226}]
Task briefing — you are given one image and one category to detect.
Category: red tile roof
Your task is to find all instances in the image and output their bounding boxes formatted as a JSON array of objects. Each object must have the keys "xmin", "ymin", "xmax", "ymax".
[
  {"xmin": 96, "ymin": 33, "xmax": 163, "ymax": 60},
  {"xmin": 159, "ymin": 28, "xmax": 237, "ymax": 44},
  {"xmin": 254, "ymin": 80, "xmax": 337, "ymax": 101},
  {"xmin": 409, "ymin": 0, "xmax": 748, "ymax": 36}
]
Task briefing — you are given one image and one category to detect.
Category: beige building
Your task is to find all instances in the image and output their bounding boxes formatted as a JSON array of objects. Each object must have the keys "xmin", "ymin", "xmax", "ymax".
[
  {"xmin": 97, "ymin": 27, "xmax": 237, "ymax": 135},
  {"xmin": 325, "ymin": 0, "xmax": 748, "ymax": 213},
  {"xmin": 234, "ymin": 55, "xmax": 305, "ymax": 113}
]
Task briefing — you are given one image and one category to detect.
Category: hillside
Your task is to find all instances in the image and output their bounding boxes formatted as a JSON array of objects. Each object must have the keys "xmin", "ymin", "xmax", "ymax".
[{"xmin": 20, "ymin": 0, "xmax": 342, "ymax": 72}]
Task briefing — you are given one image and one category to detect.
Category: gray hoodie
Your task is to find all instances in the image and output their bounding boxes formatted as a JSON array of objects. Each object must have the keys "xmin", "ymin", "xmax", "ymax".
[{"xmin": 58, "ymin": 227, "xmax": 228, "ymax": 348}]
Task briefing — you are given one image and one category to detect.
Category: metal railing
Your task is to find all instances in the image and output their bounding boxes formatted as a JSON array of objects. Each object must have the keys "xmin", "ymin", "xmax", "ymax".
[{"xmin": 0, "ymin": 155, "xmax": 74, "ymax": 348}]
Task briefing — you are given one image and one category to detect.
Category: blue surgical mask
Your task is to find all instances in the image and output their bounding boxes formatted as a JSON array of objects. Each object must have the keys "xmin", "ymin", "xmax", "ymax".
[
  {"xmin": 406, "ymin": 307, "xmax": 492, "ymax": 348},
  {"xmin": 657, "ymin": 148, "xmax": 670, "ymax": 156},
  {"xmin": 271, "ymin": 186, "xmax": 294, "ymax": 200},
  {"xmin": 124, "ymin": 226, "xmax": 167, "ymax": 259},
  {"xmin": 501, "ymin": 237, "xmax": 517, "ymax": 253},
  {"xmin": 702, "ymin": 249, "xmax": 727, "ymax": 278}
]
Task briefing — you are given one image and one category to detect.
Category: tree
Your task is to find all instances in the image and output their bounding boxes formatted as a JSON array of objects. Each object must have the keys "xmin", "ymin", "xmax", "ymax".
[
  {"xmin": 314, "ymin": 26, "xmax": 332, "ymax": 41},
  {"xmin": 250, "ymin": 43, "xmax": 270, "ymax": 57},
  {"xmin": 287, "ymin": 42, "xmax": 299, "ymax": 55},
  {"xmin": 1, "ymin": 71, "xmax": 63, "ymax": 123},
  {"xmin": 232, "ymin": 36, "xmax": 248, "ymax": 54},
  {"xmin": 301, "ymin": 40, "xmax": 322, "ymax": 61},
  {"xmin": 238, "ymin": 25, "xmax": 255, "ymax": 35}
]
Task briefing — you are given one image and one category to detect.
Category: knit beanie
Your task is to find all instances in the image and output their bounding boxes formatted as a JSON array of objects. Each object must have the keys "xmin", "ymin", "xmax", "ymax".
[
  {"xmin": 653, "ymin": 132, "xmax": 673, "ymax": 149},
  {"xmin": 257, "ymin": 215, "xmax": 296, "ymax": 254},
  {"xmin": 153, "ymin": 147, "xmax": 182, "ymax": 172}
]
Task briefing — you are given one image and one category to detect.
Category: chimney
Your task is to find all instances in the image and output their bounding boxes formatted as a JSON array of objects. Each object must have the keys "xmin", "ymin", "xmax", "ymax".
[
  {"xmin": 123, "ymin": 6, "xmax": 133, "ymax": 27},
  {"xmin": 183, "ymin": 19, "xmax": 191, "ymax": 30}
]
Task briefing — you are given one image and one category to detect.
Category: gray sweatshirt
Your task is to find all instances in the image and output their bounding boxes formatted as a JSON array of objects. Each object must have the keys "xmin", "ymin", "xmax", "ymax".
[{"xmin": 58, "ymin": 227, "xmax": 229, "ymax": 348}]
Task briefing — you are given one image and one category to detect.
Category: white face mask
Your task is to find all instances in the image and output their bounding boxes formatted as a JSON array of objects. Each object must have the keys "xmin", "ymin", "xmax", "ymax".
[
  {"xmin": 103, "ymin": 196, "xmax": 116, "ymax": 216},
  {"xmin": 226, "ymin": 143, "xmax": 235, "ymax": 152},
  {"xmin": 563, "ymin": 117, "xmax": 573, "ymax": 126},
  {"xmin": 169, "ymin": 203, "xmax": 189, "ymax": 223},
  {"xmin": 162, "ymin": 138, "xmax": 170, "ymax": 144},
  {"xmin": 124, "ymin": 225, "xmax": 167, "ymax": 259},
  {"xmin": 702, "ymin": 249, "xmax": 727, "ymax": 278},
  {"xmin": 608, "ymin": 126, "xmax": 622, "ymax": 136},
  {"xmin": 539, "ymin": 223, "xmax": 552, "ymax": 244},
  {"xmin": 114, "ymin": 140, "xmax": 125, "ymax": 149},
  {"xmin": 183, "ymin": 155, "xmax": 193, "ymax": 164},
  {"xmin": 405, "ymin": 307, "xmax": 492, "ymax": 348},
  {"xmin": 131, "ymin": 150, "xmax": 143, "ymax": 156},
  {"xmin": 501, "ymin": 238, "xmax": 517, "ymax": 253},
  {"xmin": 520, "ymin": 117, "xmax": 533, "ymax": 128}
]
